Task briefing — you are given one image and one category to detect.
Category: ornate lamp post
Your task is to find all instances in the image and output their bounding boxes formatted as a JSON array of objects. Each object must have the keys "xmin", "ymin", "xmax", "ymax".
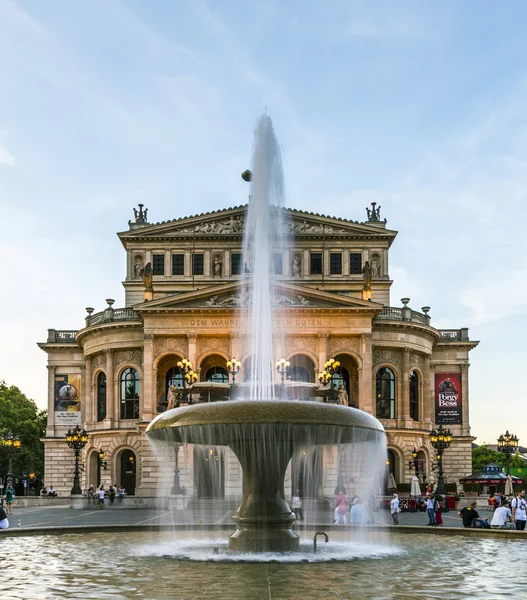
[
  {"xmin": 409, "ymin": 448, "xmax": 419, "ymax": 476},
  {"xmin": 1, "ymin": 431, "xmax": 22, "ymax": 487},
  {"xmin": 318, "ymin": 358, "xmax": 340, "ymax": 403},
  {"xmin": 227, "ymin": 357, "xmax": 241, "ymax": 385},
  {"xmin": 171, "ymin": 443, "xmax": 184, "ymax": 495},
  {"xmin": 429, "ymin": 425, "xmax": 452, "ymax": 498},
  {"xmin": 497, "ymin": 430, "xmax": 519, "ymax": 476},
  {"xmin": 176, "ymin": 358, "xmax": 198, "ymax": 404},
  {"xmin": 98, "ymin": 449, "xmax": 107, "ymax": 471},
  {"xmin": 66, "ymin": 424, "xmax": 88, "ymax": 495},
  {"xmin": 276, "ymin": 358, "xmax": 290, "ymax": 385}
]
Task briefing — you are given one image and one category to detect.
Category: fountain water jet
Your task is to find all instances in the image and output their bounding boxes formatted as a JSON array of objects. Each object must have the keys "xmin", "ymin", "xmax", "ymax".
[{"xmin": 147, "ymin": 115, "xmax": 385, "ymax": 553}]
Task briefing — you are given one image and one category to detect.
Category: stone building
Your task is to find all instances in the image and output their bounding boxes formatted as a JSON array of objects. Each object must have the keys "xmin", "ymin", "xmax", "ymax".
[{"xmin": 39, "ymin": 203, "xmax": 478, "ymax": 498}]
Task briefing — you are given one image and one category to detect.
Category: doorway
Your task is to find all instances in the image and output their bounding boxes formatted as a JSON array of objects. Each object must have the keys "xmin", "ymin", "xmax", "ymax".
[{"xmin": 120, "ymin": 450, "xmax": 136, "ymax": 495}]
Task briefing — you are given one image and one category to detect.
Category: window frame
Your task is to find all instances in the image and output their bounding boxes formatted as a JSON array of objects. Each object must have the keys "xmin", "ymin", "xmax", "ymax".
[
  {"xmin": 329, "ymin": 252, "xmax": 342, "ymax": 275},
  {"xmin": 192, "ymin": 253, "xmax": 204, "ymax": 276},
  {"xmin": 409, "ymin": 370, "xmax": 419, "ymax": 421},
  {"xmin": 152, "ymin": 254, "xmax": 165, "ymax": 276},
  {"xmin": 350, "ymin": 252, "xmax": 362, "ymax": 275},
  {"xmin": 376, "ymin": 367, "xmax": 396, "ymax": 419},
  {"xmin": 97, "ymin": 372, "xmax": 107, "ymax": 422},
  {"xmin": 120, "ymin": 368, "xmax": 140, "ymax": 420},
  {"xmin": 310, "ymin": 252, "xmax": 323, "ymax": 275},
  {"xmin": 171, "ymin": 253, "xmax": 185, "ymax": 276},
  {"xmin": 231, "ymin": 253, "xmax": 242, "ymax": 276}
]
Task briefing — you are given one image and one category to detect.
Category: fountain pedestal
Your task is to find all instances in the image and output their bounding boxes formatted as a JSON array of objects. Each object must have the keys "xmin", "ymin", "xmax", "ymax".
[{"xmin": 228, "ymin": 439, "xmax": 299, "ymax": 552}]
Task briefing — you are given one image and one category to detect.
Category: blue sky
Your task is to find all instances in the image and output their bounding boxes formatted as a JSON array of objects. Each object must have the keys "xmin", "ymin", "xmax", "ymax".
[{"xmin": 1, "ymin": 0, "xmax": 527, "ymax": 444}]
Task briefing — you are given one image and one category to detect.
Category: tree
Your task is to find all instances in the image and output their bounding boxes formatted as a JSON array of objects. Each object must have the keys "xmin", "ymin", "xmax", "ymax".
[
  {"xmin": 472, "ymin": 444, "xmax": 525, "ymax": 473},
  {"xmin": 0, "ymin": 381, "xmax": 47, "ymax": 486}
]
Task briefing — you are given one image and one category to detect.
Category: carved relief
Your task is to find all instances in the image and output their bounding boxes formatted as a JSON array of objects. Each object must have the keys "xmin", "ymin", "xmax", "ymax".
[
  {"xmin": 198, "ymin": 337, "xmax": 230, "ymax": 356},
  {"xmin": 154, "ymin": 337, "xmax": 188, "ymax": 357},
  {"xmin": 92, "ymin": 354, "xmax": 105, "ymax": 368},
  {"xmin": 114, "ymin": 350, "xmax": 143, "ymax": 367},
  {"xmin": 373, "ymin": 348, "xmax": 402, "ymax": 368},
  {"xmin": 410, "ymin": 353, "xmax": 424, "ymax": 368},
  {"xmin": 286, "ymin": 337, "xmax": 317, "ymax": 354},
  {"xmin": 330, "ymin": 337, "xmax": 361, "ymax": 354},
  {"xmin": 202, "ymin": 292, "xmax": 310, "ymax": 308}
]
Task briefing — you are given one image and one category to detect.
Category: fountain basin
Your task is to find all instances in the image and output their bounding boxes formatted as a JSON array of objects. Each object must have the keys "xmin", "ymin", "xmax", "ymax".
[{"xmin": 147, "ymin": 401, "xmax": 384, "ymax": 552}]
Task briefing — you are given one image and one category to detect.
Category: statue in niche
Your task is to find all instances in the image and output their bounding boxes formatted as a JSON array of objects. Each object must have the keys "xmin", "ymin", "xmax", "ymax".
[
  {"xmin": 133, "ymin": 257, "xmax": 144, "ymax": 279},
  {"xmin": 212, "ymin": 256, "xmax": 223, "ymax": 277},
  {"xmin": 371, "ymin": 256, "xmax": 381, "ymax": 278},
  {"xmin": 338, "ymin": 384, "xmax": 349, "ymax": 407},
  {"xmin": 291, "ymin": 254, "xmax": 302, "ymax": 278},
  {"xmin": 362, "ymin": 261, "xmax": 372, "ymax": 291},
  {"xmin": 141, "ymin": 262, "xmax": 153, "ymax": 292}
]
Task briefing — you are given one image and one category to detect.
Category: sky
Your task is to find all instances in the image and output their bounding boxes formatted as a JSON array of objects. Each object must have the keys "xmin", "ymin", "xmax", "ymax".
[{"xmin": 1, "ymin": 0, "xmax": 527, "ymax": 444}]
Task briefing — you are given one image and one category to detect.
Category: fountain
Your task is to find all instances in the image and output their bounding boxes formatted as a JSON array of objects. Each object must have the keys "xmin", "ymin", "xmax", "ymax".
[{"xmin": 146, "ymin": 115, "xmax": 385, "ymax": 553}]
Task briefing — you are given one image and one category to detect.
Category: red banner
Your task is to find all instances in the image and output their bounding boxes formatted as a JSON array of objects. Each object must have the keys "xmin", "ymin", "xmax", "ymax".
[{"xmin": 435, "ymin": 373, "xmax": 462, "ymax": 425}]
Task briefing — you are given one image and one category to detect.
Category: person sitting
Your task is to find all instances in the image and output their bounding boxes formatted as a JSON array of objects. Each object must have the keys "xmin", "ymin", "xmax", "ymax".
[
  {"xmin": 0, "ymin": 505, "xmax": 9, "ymax": 530},
  {"xmin": 118, "ymin": 487, "xmax": 126, "ymax": 502},
  {"xmin": 490, "ymin": 500, "xmax": 515, "ymax": 529},
  {"xmin": 47, "ymin": 486, "xmax": 57, "ymax": 497},
  {"xmin": 458, "ymin": 501, "xmax": 489, "ymax": 528},
  {"xmin": 40, "ymin": 486, "xmax": 48, "ymax": 496}
]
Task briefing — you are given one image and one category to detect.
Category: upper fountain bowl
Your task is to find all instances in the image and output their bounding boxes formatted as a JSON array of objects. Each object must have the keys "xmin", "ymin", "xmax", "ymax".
[{"xmin": 146, "ymin": 400, "xmax": 385, "ymax": 446}]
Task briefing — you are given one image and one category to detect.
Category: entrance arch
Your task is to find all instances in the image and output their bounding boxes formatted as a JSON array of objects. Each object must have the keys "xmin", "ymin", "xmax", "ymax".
[
  {"xmin": 333, "ymin": 353, "xmax": 360, "ymax": 407},
  {"xmin": 119, "ymin": 449, "xmax": 137, "ymax": 495},
  {"xmin": 199, "ymin": 354, "xmax": 228, "ymax": 382},
  {"xmin": 88, "ymin": 450, "xmax": 101, "ymax": 488},
  {"xmin": 193, "ymin": 446, "xmax": 225, "ymax": 498},
  {"xmin": 291, "ymin": 447, "xmax": 321, "ymax": 498},
  {"xmin": 288, "ymin": 354, "xmax": 316, "ymax": 383},
  {"xmin": 156, "ymin": 353, "xmax": 185, "ymax": 412}
]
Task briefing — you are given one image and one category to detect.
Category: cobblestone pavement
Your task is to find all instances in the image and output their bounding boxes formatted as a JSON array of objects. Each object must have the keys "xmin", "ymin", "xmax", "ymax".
[{"xmin": 4, "ymin": 502, "xmax": 497, "ymax": 530}]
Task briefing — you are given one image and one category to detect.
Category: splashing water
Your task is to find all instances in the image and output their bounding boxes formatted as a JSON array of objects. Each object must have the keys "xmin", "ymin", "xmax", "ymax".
[{"xmin": 242, "ymin": 115, "xmax": 289, "ymax": 400}]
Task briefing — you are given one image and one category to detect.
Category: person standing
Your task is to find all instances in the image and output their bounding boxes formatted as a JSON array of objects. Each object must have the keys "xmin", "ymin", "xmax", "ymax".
[
  {"xmin": 118, "ymin": 487, "xmax": 126, "ymax": 502},
  {"xmin": 87, "ymin": 484, "xmax": 95, "ymax": 504},
  {"xmin": 334, "ymin": 491, "xmax": 347, "ymax": 525},
  {"xmin": 0, "ymin": 504, "xmax": 9, "ymax": 529},
  {"xmin": 5, "ymin": 484, "xmax": 14, "ymax": 515},
  {"xmin": 351, "ymin": 498, "xmax": 369, "ymax": 525},
  {"xmin": 511, "ymin": 490, "xmax": 527, "ymax": 531},
  {"xmin": 490, "ymin": 500, "xmax": 514, "ymax": 529},
  {"xmin": 426, "ymin": 494, "xmax": 437, "ymax": 526},
  {"xmin": 390, "ymin": 493, "xmax": 400, "ymax": 525},
  {"xmin": 109, "ymin": 485, "xmax": 116, "ymax": 505},
  {"xmin": 98, "ymin": 485, "xmax": 105, "ymax": 509},
  {"xmin": 291, "ymin": 491, "xmax": 303, "ymax": 521}
]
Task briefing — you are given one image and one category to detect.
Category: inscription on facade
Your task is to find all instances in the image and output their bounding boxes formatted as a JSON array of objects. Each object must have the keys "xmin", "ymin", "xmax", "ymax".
[{"xmin": 188, "ymin": 318, "xmax": 324, "ymax": 327}]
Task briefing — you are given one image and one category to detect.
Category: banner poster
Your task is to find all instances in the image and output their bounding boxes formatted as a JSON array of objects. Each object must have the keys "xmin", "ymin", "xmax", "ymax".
[
  {"xmin": 435, "ymin": 373, "xmax": 462, "ymax": 425},
  {"xmin": 54, "ymin": 374, "xmax": 81, "ymax": 426}
]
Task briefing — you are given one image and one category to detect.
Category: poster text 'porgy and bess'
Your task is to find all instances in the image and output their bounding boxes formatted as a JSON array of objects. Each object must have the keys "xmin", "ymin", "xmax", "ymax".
[{"xmin": 435, "ymin": 373, "xmax": 462, "ymax": 425}]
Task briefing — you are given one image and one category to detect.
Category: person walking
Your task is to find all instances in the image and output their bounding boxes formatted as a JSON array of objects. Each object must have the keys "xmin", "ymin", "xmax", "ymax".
[
  {"xmin": 426, "ymin": 494, "xmax": 437, "ymax": 526},
  {"xmin": 87, "ymin": 484, "xmax": 95, "ymax": 504},
  {"xmin": 511, "ymin": 490, "xmax": 527, "ymax": 531},
  {"xmin": 350, "ymin": 498, "xmax": 369, "ymax": 525},
  {"xmin": 291, "ymin": 491, "xmax": 303, "ymax": 521},
  {"xmin": 5, "ymin": 484, "xmax": 14, "ymax": 515},
  {"xmin": 334, "ymin": 491, "xmax": 347, "ymax": 525},
  {"xmin": 490, "ymin": 500, "xmax": 514, "ymax": 529},
  {"xmin": 98, "ymin": 485, "xmax": 105, "ymax": 509},
  {"xmin": 390, "ymin": 493, "xmax": 400, "ymax": 525}
]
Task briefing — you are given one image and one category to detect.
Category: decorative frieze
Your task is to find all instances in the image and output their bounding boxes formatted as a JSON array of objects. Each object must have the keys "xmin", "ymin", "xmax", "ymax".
[
  {"xmin": 114, "ymin": 349, "xmax": 143, "ymax": 367},
  {"xmin": 410, "ymin": 352, "xmax": 424, "ymax": 369},
  {"xmin": 286, "ymin": 336, "xmax": 317, "ymax": 353},
  {"xmin": 92, "ymin": 353, "xmax": 105, "ymax": 369},
  {"xmin": 154, "ymin": 337, "xmax": 188, "ymax": 357},
  {"xmin": 373, "ymin": 348, "xmax": 402, "ymax": 368},
  {"xmin": 198, "ymin": 337, "xmax": 230, "ymax": 356},
  {"xmin": 329, "ymin": 336, "xmax": 361, "ymax": 354}
]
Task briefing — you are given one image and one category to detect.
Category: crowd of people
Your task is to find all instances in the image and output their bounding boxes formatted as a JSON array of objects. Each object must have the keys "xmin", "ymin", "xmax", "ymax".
[{"xmin": 86, "ymin": 484, "xmax": 126, "ymax": 508}]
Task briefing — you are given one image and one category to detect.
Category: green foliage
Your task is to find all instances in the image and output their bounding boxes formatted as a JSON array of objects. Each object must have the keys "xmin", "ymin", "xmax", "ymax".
[
  {"xmin": 0, "ymin": 381, "xmax": 47, "ymax": 481},
  {"xmin": 472, "ymin": 444, "xmax": 525, "ymax": 473}
]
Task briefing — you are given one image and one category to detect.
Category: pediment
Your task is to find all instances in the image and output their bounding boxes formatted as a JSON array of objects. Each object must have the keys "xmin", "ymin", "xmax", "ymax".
[
  {"xmin": 119, "ymin": 205, "xmax": 397, "ymax": 241},
  {"xmin": 135, "ymin": 281, "xmax": 383, "ymax": 312}
]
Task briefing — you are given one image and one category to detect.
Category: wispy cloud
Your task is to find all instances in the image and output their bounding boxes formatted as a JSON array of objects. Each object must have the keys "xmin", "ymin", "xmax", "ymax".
[{"xmin": 0, "ymin": 142, "xmax": 16, "ymax": 167}]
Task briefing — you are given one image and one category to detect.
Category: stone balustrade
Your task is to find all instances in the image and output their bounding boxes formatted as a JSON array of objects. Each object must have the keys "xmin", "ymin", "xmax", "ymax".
[
  {"xmin": 86, "ymin": 306, "xmax": 140, "ymax": 327},
  {"xmin": 438, "ymin": 328, "xmax": 470, "ymax": 342},
  {"xmin": 47, "ymin": 329, "xmax": 78, "ymax": 343},
  {"xmin": 374, "ymin": 306, "xmax": 431, "ymax": 326}
]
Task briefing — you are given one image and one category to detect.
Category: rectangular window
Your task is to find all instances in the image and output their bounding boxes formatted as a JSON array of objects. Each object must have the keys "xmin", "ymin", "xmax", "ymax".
[
  {"xmin": 192, "ymin": 253, "xmax": 204, "ymax": 275},
  {"xmin": 272, "ymin": 253, "xmax": 283, "ymax": 275},
  {"xmin": 310, "ymin": 252, "xmax": 323, "ymax": 275},
  {"xmin": 330, "ymin": 253, "xmax": 342, "ymax": 275},
  {"xmin": 152, "ymin": 254, "xmax": 165, "ymax": 275},
  {"xmin": 231, "ymin": 253, "xmax": 242, "ymax": 275},
  {"xmin": 350, "ymin": 253, "xmax": 362, "ymax": 275},
  {"xmin": 172, "ymin": 254, "xmax": 184, "ymax": 276}
]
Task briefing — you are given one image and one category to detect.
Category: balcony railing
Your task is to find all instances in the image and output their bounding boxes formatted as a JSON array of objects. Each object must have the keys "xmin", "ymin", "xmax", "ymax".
[
  {"xmin": 47, "ymin": 329, "xmax": 78, "ymax": 343},
  {"xmin": 438, "ymin": 328, "xmax": 470, "ymax": 342},
  {"xmin": 86, "ymin": 306, "xmax": 140, "ymax": 327},
  {"xmin": 375, "ymin": 306, "xmax": 430, "ymax": 326}
]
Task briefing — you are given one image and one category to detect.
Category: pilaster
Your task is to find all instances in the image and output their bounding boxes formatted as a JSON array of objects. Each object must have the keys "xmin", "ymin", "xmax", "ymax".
[
  {"xmin": 360, "ymin": 333, "xmax": 373, "ymax": 413},
  {"xmin": 460, "ymin": 363, "xmax": 470, "ymax": 436},
  {"xmin": 400, "ymin": 347, "xmax": 411, "ymax": 424},
  {"xmin": 105, "ymin": 349, "xmax": 115, "ymax": 426},
  {"xmin": 142, "ymin": 334, "xmax": 155, "ymax": 422},
  {"xmin": 46, "ymin": 365, "xmax": 56, "ymax": 437},
  {"xmin": 423, "ymin": 356, "xmax": 432, "ymax": 424},
  {"xmin": 187, "ymin": 333, "xmax": 197, "ymax": 366},
  {"xmin": 317, "ymin": 332, "xmax": 329, "ymax": 372}
]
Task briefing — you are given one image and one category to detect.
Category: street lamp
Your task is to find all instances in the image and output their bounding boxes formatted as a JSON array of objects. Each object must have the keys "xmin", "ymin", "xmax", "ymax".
[
  {"xmin": 429, "ymin": 425, "xmax": 452, "ymax": 498},
  {"xmin": 409, "ymin": 448, "xmax": 419, "ymax": 476},
  {"xmin": 276, "ymin": 358, "xmax": 290, "ymax": 385},
  {"xmin": 1, "ymin": 431, "xmax": 22, "ymax": 487},
  {"xmin": 318, "ymin": 358, "xmax": 340, "ymax": 403},
  {"xmin": 98, "ymin": 449, "xmax": 107, "ymax": 471},
  {"xmin": 497, "ymin": 430, "xmax": 519, "ymax": 476},
  {"xmin": 176, "ymin": 358, "xmax": 198, "ymax": 404},
  {"xmin": 171, "ymin": 443, "xmax": 184, "ymax": 495},
  {"xmin": 226, "ymin": 357, "xmax": 241, "ymax": 385},
  {"xmin": 66, "ymin": 424, "xmax": 88, "ymax": 495}
]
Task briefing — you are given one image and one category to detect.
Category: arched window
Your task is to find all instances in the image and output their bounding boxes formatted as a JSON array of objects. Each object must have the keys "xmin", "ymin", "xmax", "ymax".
[
  {"xmin": 166, "ymin": 367, "xmax": 184, "ymax": 391},
  {"xmin": 205, "ymin": 367, "xmax": 228, "ymax": 383},
  {"xmin": 376, "ymin": 367, "xmax": 396, "ymax": 419},
  {"xmin": 120, "ymin": 368, "xmax": 139, "ymax": 420},
  {"xmin": 97, "ymin": 372, "xmax": 106, "ymax": 421},
  {"xmin": 409, "ymin": 370, "xmax": 419, "ymax": 421},
  {"xmin": 289, "ymin": 366, "xmax": 310, "ymax": 382}
]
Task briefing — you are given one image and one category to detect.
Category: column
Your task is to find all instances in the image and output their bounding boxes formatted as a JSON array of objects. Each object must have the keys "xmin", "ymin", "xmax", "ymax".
[
  {"xmin": 303, "ymin": 249, "xmax": 309, "ymax": 277},
  {"xmin": 460, "ymin": 363, "xmax": 470, "ymax": 436},
  {"xmin": 317, "ymin": 332, "xmax": 329, "ymax": 373},
  {"xmin": 423, "ymin": 357, "xmax": 432, "ymax": 425},
  {"xmin": 187, "ymin": 333, "xmax": 197, "ymax": 366},
  {"xmin": 80, "ymin": 364, "xmax": 87, "ymax": 427},
  {"xmin": 46, "ymin": 365, "xmax": 56, "ymax": 437},
  {"xmin": 360, "ymin": 333, "xmax": 373, "ymax": 413},
  {"xmin": 142, "ymin": 334, "xmax": 154, "ymax": 422},
  {"xmin": 165, "ymin": 249, "xmax": 171, "ymax": 277},
  {"xmin": 105, "ymin": 349, "xmax": 115, "ymax": 426},
  {"xmin": 84, "ymin": 357, "xmax": 93, "ymax": 425},
  {"xmin": 401, "ymin": 347, "xmax": 411, "ymax": 422}
]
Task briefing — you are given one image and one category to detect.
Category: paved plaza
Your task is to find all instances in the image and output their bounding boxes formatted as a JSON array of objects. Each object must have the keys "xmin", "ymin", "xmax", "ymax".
[{"xmin": 3, "ymin": 502, "xmax": 497, "ymax": 531}]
